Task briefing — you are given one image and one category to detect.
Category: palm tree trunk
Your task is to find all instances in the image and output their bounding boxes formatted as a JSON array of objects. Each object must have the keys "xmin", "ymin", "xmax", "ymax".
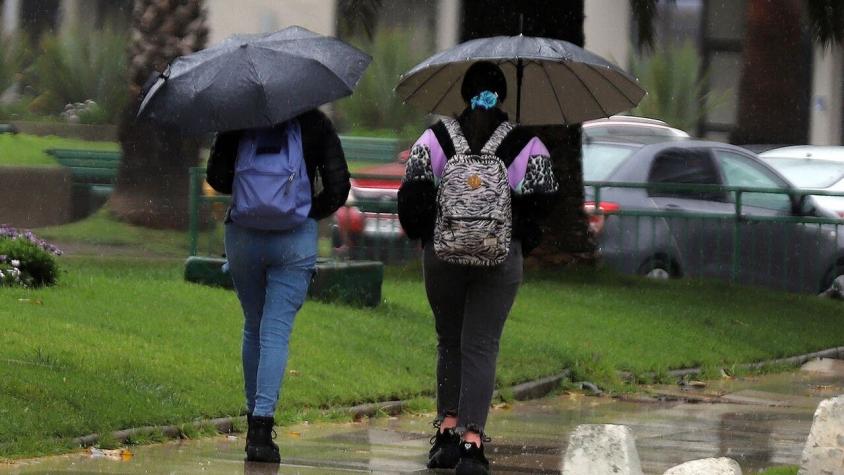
[
  {"xmin": 462, "ymin": 1, "xmax": 594, "ymax": 266},
  {"xmin": 730, "ymin": 0, "xmax": 811, "ymax": 145},
  {"xmin": 109, "ymin": 0, "xmax": 208, "ymax": 229}
]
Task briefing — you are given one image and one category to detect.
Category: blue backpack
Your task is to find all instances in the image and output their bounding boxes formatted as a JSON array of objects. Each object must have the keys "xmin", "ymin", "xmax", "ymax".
[{"xmin": 230, "ymin": 120, "xmax": 312, "ymax": 230}]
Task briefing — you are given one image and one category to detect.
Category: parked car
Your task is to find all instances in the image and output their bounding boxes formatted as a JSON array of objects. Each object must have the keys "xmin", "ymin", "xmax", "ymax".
[
  {"xmin": 759, "ymin": 146, "xmax": 844, "ymax": 220},
  {"xmin": 332, "ymin": 150, "xmax": 414, "ymax": 262},
  {"xmin": 583, "ymin": 139, "xmax": 844, "ymax": 294},
  {"xmin": 334, "ymin": 117, "xmax": 690, "ymax": 261},
  {"xmin": 582, "ymin": 115, "xmax": 690, "ymax": 144}
]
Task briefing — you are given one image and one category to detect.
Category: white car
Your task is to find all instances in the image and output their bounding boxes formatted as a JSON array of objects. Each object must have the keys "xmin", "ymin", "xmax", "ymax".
[
  {"xmin": 582, "ymin": 116, "xmax": 691, "ymax": 144},
  {"xmin": 759, "ymin": 146, "xmax": 844, "ymax": 219}
]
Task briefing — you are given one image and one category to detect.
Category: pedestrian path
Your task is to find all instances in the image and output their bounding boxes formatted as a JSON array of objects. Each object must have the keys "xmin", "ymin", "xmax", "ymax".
[{"xmin": 3, "ymin": 363, "xmax": 841, "ymax": 474}]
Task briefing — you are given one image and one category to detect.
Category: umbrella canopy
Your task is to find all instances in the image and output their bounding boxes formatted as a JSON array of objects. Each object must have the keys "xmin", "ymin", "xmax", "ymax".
[
  {"xmin": 138, "ymin": 26, "xmax": 371, "ymax": 134},
  {"xmin": 395, "ymin": 35, "xmax": 646, "ymax": 125}
]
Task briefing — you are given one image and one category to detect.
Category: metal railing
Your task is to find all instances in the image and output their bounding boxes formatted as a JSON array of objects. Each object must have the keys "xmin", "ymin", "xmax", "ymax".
[
  {"xmin": 187, "ymin": 168, "xmax": 418, "ymax": 262},
  {"xmin": 585, "ymin": 181, "xmax": 844, "ymax": 293},
  {"xmin": 188, "ymin": 168, "xmax": 844, "ymax": 293}
]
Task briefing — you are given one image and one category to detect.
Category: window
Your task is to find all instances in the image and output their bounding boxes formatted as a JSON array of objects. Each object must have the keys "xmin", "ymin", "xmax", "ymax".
[
  {"xmin": 582, "ymin": 144, "xmax": 637, "ymax": 181},
  {"xmin": 715, "ymin": 150, "xmax": 791, "ymax": 212},
  {"xmin": 647, "ymin": 148, "xmax": 723, "ymax": 200}
]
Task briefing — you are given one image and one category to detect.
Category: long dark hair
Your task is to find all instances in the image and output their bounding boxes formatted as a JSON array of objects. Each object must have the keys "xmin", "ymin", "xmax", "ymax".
[{"xmin": 458, "ymin": 61, "xmax": 509, "ymax": 153}]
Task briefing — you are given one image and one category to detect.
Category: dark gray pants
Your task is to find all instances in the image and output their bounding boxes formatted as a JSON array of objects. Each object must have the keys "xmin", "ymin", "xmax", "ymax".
[{"xmin": 423, "ymin": 242, "xmax": 523, "ymax": 435}]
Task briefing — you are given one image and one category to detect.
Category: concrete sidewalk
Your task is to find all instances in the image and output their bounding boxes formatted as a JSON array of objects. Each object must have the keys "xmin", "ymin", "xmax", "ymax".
[{"xmin": 3, "ymin": 362, "xmax": 842, "ymax": 474}]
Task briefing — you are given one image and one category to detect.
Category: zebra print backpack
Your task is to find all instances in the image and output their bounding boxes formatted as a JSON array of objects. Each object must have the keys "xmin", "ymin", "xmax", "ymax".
[{"xmin": 434, "ymin": 118, "xmax": 514, "ymax": 266}]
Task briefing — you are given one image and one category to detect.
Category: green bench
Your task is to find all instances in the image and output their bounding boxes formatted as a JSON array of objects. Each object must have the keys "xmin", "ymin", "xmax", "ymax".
[
  {"xmin": 339, "ymin": 136, "xmax": 399, "ymax": 163},
  {"xmin": 46, "ymin": 149, "xmax": 121, "ymax": 192},
  {"xmin": 46, "ymin": 149, "xmax": 121, "ymax": 218}
]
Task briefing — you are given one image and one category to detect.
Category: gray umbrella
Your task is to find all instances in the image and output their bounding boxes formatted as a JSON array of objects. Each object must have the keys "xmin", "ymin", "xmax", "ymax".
[
  {"xmin": 396, "ymin": 35, "xmax": 646, "ymax": 125},
  {"xmin": 137, "ymin": 26, "xmax": 371, "ymax": 134}
]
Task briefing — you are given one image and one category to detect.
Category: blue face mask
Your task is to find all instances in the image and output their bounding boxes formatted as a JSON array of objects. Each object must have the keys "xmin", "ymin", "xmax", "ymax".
[{"xmin": 470, "ymin": 90, "xmax": 499, "ymax": 110}]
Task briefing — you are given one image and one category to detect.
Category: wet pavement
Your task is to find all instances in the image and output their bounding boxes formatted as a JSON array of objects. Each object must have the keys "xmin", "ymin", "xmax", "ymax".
[{"xmin": 3, "ymin": 364, "xmax": 842, "ymax": 474}]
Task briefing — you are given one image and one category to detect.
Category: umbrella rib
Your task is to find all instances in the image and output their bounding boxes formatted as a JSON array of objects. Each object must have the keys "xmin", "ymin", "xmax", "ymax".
[
  {"xmin": 398, "ymin": 63, "xmax": 451, "ymax": 102},
  {"xmin": 430, "ymin": 70, "xmax": 463, "ymax": 114},
  {"xmin": 585, "ymin": 64, "xmax": 640, "ymax": 107},
  {"xmin": 245, "ymin": 46, "xmax": 272, "ymax": 124},
  {"xmin": 559, "ymin": 60, "xmax": 610, "ymax": 118},
  {"xmin": 539, "ymin": 61, "xmax": 569, "ymax": 125}
]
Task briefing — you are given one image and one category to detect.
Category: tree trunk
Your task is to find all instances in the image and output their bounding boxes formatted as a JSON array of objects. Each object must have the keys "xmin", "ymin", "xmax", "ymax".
[
  {"xmin": 730, "ymin": 0, "xmax": 811, "ymax": 145},
  {"xmin": 110, "ymin": 0, "xmax": 208, "ymax": 229},
  {"xmin": 461, "ymin": 0, "xmax": 594, "ymax": 267}
]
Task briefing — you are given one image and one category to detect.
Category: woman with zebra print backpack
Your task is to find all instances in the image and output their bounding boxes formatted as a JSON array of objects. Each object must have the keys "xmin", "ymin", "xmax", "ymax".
[{"xmin": 398, "ymin": 61, "xmax": 560, "ymax": 475}]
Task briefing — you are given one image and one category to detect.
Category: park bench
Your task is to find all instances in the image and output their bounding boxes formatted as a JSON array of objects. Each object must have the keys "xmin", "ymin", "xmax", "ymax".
[
  {"xmin": 46, "ymin": 148, "xmax": 121, "ymax": 218},
  {"xmin": 0, "ymin": 124, "xmax": 18, "ymax": 134},
  {"xmin": 46, "ymin": 148, "xmax": 121, "ymax": 197}
]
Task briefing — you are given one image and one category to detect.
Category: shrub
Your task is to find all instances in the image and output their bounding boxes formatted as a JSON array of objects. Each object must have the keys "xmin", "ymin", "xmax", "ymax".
[
  {"xmin": 630, "ymin": 41, "xmax": 729, "ymax": 133},
  {"xmin": 334, "ymin": 28, "xmax": 431, "ymax": 142},
  {"xmin": 0, "ymin": 35, "xmax": 28, "ymax": 95},
  {"xmin": 29, "ymin": 28, "xmax": 129, "ymax": 124},
  {"xmin": 0, "ymin": 226, "xmax": 62, "ymax": 287}
]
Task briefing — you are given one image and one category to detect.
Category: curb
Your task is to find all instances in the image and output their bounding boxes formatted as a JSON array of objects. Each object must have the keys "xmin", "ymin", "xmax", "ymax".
[
  {"xmin": 71, "ymin": 347, "xmax": 844, "ymax": 449},
  {"xmin": 618, "ymin": 346, "xmax": 844, "ymax": 382}
]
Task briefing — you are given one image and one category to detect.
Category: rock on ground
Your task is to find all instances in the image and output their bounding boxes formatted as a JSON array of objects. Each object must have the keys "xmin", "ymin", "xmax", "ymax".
[
  {"xmin": 799, "ymin": 394, "xmax": 844, "ymax": 475},
  {"xmin": 561, "ymin": 424, "xmax": 643, "ymax": 475},
  {"xmin": 663, "ymin": 457, "xmax": 742, "ymax": 475}
]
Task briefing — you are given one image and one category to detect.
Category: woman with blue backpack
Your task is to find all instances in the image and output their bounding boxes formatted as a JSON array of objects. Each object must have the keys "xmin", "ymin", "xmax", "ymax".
[
  {"xmin": 397, "ymin": 62, "xmax": 560, "ymax": 475},
  {"xmin": 206, "ymin": 109, "xmax": 350, "ymax": 463}
]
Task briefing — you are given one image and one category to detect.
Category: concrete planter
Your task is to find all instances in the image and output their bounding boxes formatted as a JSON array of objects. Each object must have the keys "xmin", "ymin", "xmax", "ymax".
[
  {"xmin": 184, "ymin": 256, "xmax": 384, "ymax": 307},
  {"xmin": 0, "ymin": 166, "xmax": 73, "ymax": 227}
]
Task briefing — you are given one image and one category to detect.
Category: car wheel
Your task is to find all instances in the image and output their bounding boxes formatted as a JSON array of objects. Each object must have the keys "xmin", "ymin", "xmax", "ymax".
[
  {"xmin": 639, "ymin": 257, "xmax": 676, "ymax": 280},
  {"xmin": 820, "ymin": 264, "xmax": 844, "ymax": 298}
]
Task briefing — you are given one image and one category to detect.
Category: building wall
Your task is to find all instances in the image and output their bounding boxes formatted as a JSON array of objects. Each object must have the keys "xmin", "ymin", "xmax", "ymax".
[
  {"xmin": 204, "ymin": 0, "xmax": 336, "ymax": 44},
  {"xmin": 583, "ymin": 0, "xmax": 631, "ymax": 69}
]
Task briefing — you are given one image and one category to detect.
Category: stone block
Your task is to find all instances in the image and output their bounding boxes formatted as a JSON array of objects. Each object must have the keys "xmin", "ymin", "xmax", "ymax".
[
  {"xmin": 663, "ymin": 458, "xmax": 742, "ymax": 475},
  {"xmin": 562, "ymin": 424, "xmax": 643, "ymax": 475},
  {"xmin": 799, "ymin": 395, "xmax": 844, "ymax": 475}
]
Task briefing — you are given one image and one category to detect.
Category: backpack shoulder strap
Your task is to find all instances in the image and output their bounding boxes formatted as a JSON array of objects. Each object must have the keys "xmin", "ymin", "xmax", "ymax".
[
  {"xmin": 480, "ymin": 121, "xmax": 515, "ymax": 156},
  {"xmin": 440, "ymin": 117, "xmax": 471, "ymax": 155}
]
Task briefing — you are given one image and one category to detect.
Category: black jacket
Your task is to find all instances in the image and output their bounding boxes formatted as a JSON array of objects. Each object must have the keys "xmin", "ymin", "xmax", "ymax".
[
  {"xmin": 397, "ymin": 109, "xmax": 559, "ymax": 255},
  {"xmin": 206, "ymin": 109, "xmax": 351, "ymax": 221}
]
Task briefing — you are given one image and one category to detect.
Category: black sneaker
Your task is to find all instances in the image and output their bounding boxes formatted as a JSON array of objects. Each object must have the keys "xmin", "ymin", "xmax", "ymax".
[
  {"xmin": 455, "ymin": 441, "xmax": 490, "ymax": 475},
  {"xmin": 427, "ymin": 427, "xmax": 460, "ymax": 469}
]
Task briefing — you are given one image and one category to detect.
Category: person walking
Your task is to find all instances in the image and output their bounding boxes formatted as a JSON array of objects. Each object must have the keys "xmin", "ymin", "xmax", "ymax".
[
  {"xmin": 397, "ymin": 61, "xmax": 560, "ymax": 475},
  {"xmin": 206, "ymin": 108, "xmax": 350, "ymax": 463}
]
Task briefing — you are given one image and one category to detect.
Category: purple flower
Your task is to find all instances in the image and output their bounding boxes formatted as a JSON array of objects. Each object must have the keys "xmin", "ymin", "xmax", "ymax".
[{"xmin": 0, "ymin": 225, "xmax": 62, "ymax": 256}]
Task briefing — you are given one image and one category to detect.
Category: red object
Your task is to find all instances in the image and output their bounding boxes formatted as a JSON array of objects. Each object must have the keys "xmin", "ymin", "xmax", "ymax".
[
  {"xmin": 351, "ymin": 160, "xmax": 405, "ymax": 190},
  {"xmin": 335, "ymin": 206, "xmax": 365, "ymax": 233},
  {"xmin": 584, "ymin": 201, "xmax": 620, "ymax": 236}
]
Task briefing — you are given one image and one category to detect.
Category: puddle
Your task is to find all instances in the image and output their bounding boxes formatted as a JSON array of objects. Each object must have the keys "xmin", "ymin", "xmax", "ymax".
[{"xmin": 2, "ymin": 370, "xmax": 840, "ymax": 474}]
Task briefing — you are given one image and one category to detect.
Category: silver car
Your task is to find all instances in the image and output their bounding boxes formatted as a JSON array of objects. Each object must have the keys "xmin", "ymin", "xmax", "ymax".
[
  {"xmin": 759, "ymin": 146, "xmax": 844, "ymax": 220},
  {"xmin": 584, "ymin": 140, "xmax": 844, "ymax": 294}
]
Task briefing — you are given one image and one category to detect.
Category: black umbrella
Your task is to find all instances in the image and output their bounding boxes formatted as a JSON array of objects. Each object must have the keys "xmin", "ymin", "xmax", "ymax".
[
  {"xmin": 137, "ymin": 26, "xmax": 371, "ymax": 134},
  {"xmin": 395, "ymin": 34, "xmax": 646, "ymax": 125}
]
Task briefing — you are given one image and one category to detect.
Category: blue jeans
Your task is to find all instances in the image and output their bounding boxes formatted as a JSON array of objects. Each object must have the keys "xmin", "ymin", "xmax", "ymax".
[{"xmin": 224, "ymin": 219, "xmax": 318, "ymax": 417}]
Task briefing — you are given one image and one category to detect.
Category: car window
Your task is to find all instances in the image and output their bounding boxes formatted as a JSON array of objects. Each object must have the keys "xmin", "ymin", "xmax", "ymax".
[
  {"xmin": 582, "ymin": 144, "xmax": 637, "ymax": 180},
  {"xmin": 763, "ymin": 158, "xmax": 844, "ymax": 188},
  {"xmin": 647, "ymin": 147, "xmax": 724, "ymax": 200},
  {"xmin": 714, "ymin": 150, "xmax": 791, "ymax": 212}
]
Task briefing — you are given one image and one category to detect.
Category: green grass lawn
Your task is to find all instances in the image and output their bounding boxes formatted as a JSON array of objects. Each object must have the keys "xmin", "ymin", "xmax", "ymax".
[
  {"xmin": 37, "ymin": 209, "xmax": 196, "ymax": 257},
  {"xmin": 755, "ymin": 467, "xmax": 798, "ymax": 475},
  {"xmin": 1, "ymin": 257, "xmax": 842, "ymax": 459},
  {"xmin": 0, "ymin": 134, "xmax": 118, "ymax": 168}
]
